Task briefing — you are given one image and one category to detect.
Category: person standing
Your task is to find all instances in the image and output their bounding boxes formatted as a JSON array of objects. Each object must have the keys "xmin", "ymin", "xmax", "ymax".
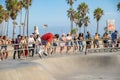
[
  {"xmin": 19, "ymin": 36, "xmax": 27, "ymax": 59},
  {"xmin": 111, "ymin": 30, "xmax": 118, "ymax": 47},
  {"xmin": 59, "ymin": 33, "xmax": 66, "ymax": 54},
  {"xmin": 36, "ymin": 34, "xmax": 42, "ymax": 58},
  {"xmin": 52, "ymin": 34, "xmax": 59, "ymax": 54},
  {"xmin": 85, "ymin": 31, "xmax": 92, "ymax": 49},
  {"xmin": 66, "ymin": 33, "xmax": 72, "ymax": 54},
  {"xmin": 28, "ymin": 34, "xmax": 35, "ymax": 57},
  {"xmin": 13, "ymin": 35, "xmax": 21, "ymax": 59},
  {"xmin": 73, "ymin": 34, "xmax": 78, "ymax": 53},
  {"xmin": 24, "ymin": 36, "xmax": 28, "ymax": 59},
  {"xmin": 78, "ymin": 33, "xmax": 84, "ymax": 51},
  {"xmin": 103, "ymin": 33, "xmax": 109, "ymax": 47},
  {"xmin": 93, "ymin": 33, "xmax": 99, "ymax": 48},
  {"xmin": 1, "ymin": 36, "xmax": 9, "ymax": 60}
]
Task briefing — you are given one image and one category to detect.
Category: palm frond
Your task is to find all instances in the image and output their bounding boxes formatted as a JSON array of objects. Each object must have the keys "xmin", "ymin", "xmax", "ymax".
[{"xmin": 117, "ymin": 2, "xmax": 120, "ymax": 11}]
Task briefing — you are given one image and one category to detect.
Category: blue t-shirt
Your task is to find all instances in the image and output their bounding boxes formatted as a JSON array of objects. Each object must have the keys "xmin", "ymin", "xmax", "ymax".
[{"xmin": 111, "ymin": 32, "xmax": 117, "ymax": 41}]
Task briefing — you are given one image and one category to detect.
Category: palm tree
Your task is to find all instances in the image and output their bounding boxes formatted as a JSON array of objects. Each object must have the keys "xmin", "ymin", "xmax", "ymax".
[
  {"xmin": 117, "ymin": 2, "xmax": 120, "ymax": 12},
  {"xmin": 77, "ymin": 2, "xmax": 89, "ymax": 18},
  {"xmin": 66, "ymin": 0, "xmax": 77, "ymax": 32},
  {"xmin": 5, "ymin": 0, "xmax": 20, "ymax": 41},
  {"xmin": 73, "ymin": 11, "xmax": 80, "ymax": 27},
  {"xmin": 67, "ymin": 8, "xmax": 75, "ymax": 32},
  {"xmin": 66, "ymin": 0, "xmax": 77, "ymax": 8},
  {"xmin": 77, "ymin": 2, "xmax": 89, "ymax": 35},
  {"xmin": 22, "ymin": 0, "xmax": 32, "ymax": 37},
  {"xmin": 71, "ymin": 28, "xmax": 78, "ymax": 35},
  {"xmin": 73, "ymin": 11, "xmax": 82, "ymax": 34},
  {"xmin": 94, "ymin": 8, "xmax": 104, "ymax": 34}
]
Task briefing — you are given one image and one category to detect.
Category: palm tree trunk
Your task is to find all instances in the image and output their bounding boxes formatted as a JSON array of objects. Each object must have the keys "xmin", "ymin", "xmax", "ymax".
[
  {"xmin": 76, "ymin": 23, "xmax": 78, "ymax": 29},
  {"xmin": 0, "ymin": 24, "xmax": 2, "ymax": 36},
  {"xmin": 79, "ymin": 27, "xmax": 81, "ymax": 33},
  {"xmin": 70, "ymin": 5, "xmax": 73, "ymax": 33},
  {"xmin": 23, "ymin": 10, "xmax": 27, "ymax": 36},
  {"xmin": 76, "ymin": 23, "xmax": 78, "ymax": 33},
  {"xmin": 13, "ymin": 20, "xmax": 16, "ymax": 41},
  {"xmin": 20, "ymin": 10, "xmax": 22, "ymax": 35},
  {"xmin": 6, "ymin": 20, "xmax": 9, "ymax": 36},
  {"xmin": 97, "ymin": 21, "xmax": 99, "ymax": 34},
  {"xmin": 71, "ymin": 20, "xmax": 73, "ymax": 32},
  {"xmin": 84, "ymin": 26, "xmax": 85, "ymax": 37},
  {"xmin": 2, "ymin": 21, "xmax": 5, "ymax": 36},
  {"xmin": 4, "ymin": 21, "xmax": 7, "ymax": 36},
  {"xmin": 27, "ymin": 8, "xmax": 29, "ymax": 37},
  {"xmin": 86, "ymin": 27, "xmax": 87, "ymax": 35}
]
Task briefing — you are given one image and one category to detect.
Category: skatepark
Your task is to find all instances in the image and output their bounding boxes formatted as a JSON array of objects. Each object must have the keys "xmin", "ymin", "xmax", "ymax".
[{"xmin": 0, "ymin": 52, "xmax": 120, "ymax": 80}]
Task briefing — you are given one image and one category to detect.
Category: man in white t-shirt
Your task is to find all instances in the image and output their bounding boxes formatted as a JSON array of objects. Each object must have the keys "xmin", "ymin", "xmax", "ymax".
[{"xmin": 28, "ymin": 34, "xmax": 35, "ymax": 57}]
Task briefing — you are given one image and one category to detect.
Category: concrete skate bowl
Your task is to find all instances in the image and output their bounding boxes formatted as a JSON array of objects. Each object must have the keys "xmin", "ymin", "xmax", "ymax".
[{"xmin": 0, "ymin": 54, "xmax": 120, "ymax": 80}]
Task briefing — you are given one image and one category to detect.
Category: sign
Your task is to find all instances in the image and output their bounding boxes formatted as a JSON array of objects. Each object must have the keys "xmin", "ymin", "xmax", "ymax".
[{"xmin": 107, "ymin": 19, "xmax": 115, "ymax": 31}]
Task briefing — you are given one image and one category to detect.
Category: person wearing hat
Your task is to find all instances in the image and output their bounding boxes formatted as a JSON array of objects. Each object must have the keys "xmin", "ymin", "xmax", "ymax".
[{"xmin": 59, "ymin": 33, "xmax": 66, "ymax": 54}]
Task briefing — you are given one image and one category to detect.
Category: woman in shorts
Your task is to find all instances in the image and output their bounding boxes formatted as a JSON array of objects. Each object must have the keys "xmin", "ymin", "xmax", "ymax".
[
  {"xmin": 103, "ymin": 33, "xmax": 109, "ymax": 48},
  {"xmin": 52, "ymin": 34, "xmax": 59, "ymax": 54},
  {"xmin": 66, "ymin": 33, "xmax": 72, "ymax": 54},
  {"xmin": 73, "ymin": 34, "xmax": 78, "ymax": 53},
  {"xmin": 59, "ymin": 33, "xmax": 66, "ymax": 54},
  {"xmin": 78, "ymin": 33, "xmax": 84, "ymax": 51},
  {"xmin": 0, "ymin": 36, "xmax": 9, "ymax": 60}
]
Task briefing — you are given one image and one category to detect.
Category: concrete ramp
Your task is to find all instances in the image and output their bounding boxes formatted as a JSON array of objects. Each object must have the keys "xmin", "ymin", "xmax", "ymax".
[
  {"xmin": 0, "ymin": 54, "xmax": 120, "ymax": 80},
  {"xmin": 0, "ymin": 61, "xmax": 55, "ymax": 80}
]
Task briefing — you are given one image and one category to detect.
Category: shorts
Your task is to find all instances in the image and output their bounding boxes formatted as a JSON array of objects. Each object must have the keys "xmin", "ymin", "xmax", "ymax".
[
  {"xmin": 66, "ymin": 42, "xmax": 71, "ymax": 46},
  {"xmin": 53, "ymin": 43, "xmax": 57, "ymax": 46},
  {"xmin": 94, "ymin": 40, "xmax": 99, "ymax": 45},
  {"xmin": 103, "ymin": 40, "xmax": 108, "ymax": 43},
  {"xmin": 41, "ymin": 39, "xmax": 47, "ymax": 45},
  {"xmin": 60, "ymin": 42, "xmax": 65, "ymax": 47},
  {"xmin": 74, "ymin": 41, "xmax": 78, "ymax": 45},
  {"xmin": 1, "ymin": 46, "xmax": 7, "ymax": 51}
]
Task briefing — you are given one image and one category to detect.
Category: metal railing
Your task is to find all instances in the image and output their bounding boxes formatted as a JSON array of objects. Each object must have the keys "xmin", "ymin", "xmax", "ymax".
[{"xmin": 0, "ymin": 39, "xmax": 120, "ymax": 60}]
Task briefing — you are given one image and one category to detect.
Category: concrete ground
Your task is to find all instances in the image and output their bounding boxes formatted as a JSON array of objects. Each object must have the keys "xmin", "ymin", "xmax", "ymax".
[{"xmin": 0, "ymin": 52, "xmax": 120, "ymax": 80}]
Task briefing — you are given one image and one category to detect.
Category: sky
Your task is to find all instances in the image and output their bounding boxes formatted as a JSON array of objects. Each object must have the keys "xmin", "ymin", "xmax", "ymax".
[{"xmin": 0, "ymin": 0, "xmax": 120, "ymax": 37}]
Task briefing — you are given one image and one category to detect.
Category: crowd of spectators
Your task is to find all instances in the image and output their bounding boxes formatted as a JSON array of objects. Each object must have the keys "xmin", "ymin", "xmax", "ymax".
[{"xmin": 0, "ymin": 30, "xmax": 120, "ymax": 61}]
